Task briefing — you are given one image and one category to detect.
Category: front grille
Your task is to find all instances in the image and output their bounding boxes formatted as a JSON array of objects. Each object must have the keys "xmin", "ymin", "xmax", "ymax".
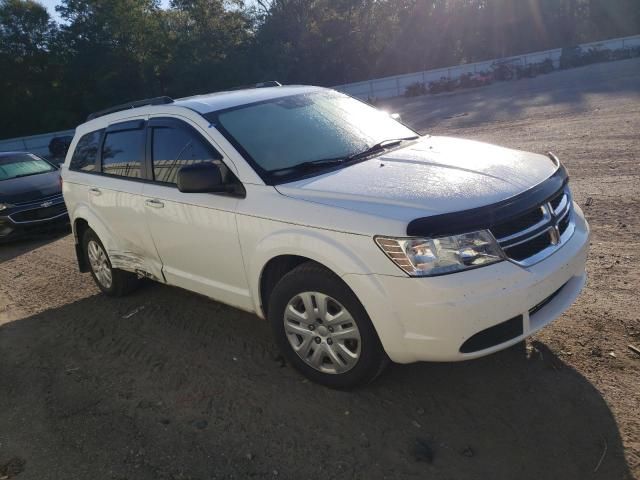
[
  {"xmin": 558, "ymin": 212, "xmax": 570, "ymax": 236},
  {"xmin": 10, "ymin": 203, "xmax": 67, "ymax": 222},
  {"xmin": 490, "ymin": 186, "xmax": 574, "ymax": 266},
  {"xmin": 504, "ymin": 231, "xmax": 553, "ymax": 261},
  {"xmin": 491, "ymin": 207, "xmax": 544, "ymax": 239},
  {"xmin": 549, "ymin": 190, "xmax": 564, "ymax": 210}
]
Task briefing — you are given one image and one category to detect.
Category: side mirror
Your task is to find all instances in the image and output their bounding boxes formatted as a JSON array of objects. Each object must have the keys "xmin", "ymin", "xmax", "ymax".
[
  {"xmin": 177, "ymin": 162, "xmax": 228, "ymax": 193},
  {"xmin": 390, "ymin": 113, "xmax": 402, "ymax": 122}
]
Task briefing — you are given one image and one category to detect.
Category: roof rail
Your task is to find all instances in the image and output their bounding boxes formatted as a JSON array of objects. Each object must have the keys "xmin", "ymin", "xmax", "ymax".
[
  {"xmin": 255, "ymin": 81, "xmax": 282, "ymax": 88},
  {"xmin": 86, "ymin": 96, "xmax": 174, "ymax": 121},
  {"xmin": 229, "ymin": 81, "xmax": 282, "ymax": 91}
]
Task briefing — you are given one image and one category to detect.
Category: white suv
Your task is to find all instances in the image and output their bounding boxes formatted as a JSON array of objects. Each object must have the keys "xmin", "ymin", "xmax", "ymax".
[{"xmin": 61, "ymin": 85, "xmax": 590, "ymax": 388}]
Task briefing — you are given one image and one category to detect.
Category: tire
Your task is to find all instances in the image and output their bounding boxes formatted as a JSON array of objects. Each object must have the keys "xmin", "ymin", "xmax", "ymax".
[
  {"xmin": 82, "ymin": 229, "xmax": 139, "ymax": 297},
  {"xmin": 268, "ymin": 262, "xmax": 388, "ymax": 389}
]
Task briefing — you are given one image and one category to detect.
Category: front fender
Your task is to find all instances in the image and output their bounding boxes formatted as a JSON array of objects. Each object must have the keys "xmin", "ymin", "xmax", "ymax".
[{"xmin": 242, "ymin": 224, "xmax": 374, "ymax": 318}]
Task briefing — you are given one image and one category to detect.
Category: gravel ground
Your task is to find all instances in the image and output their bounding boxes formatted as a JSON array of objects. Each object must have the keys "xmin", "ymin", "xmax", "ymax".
[{"xmin": 1, "ymin": 58, "xmax": 639, "ymax": 480}]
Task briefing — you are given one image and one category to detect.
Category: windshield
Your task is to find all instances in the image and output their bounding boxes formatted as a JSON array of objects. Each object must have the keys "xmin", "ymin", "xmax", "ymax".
[
  {"xmin": 207, "ymin": 91, "xmax": 417, "ymax": 182},
  {"xmin": 0, "ymin": 153, "xmax": 55, "ymax": 181}
]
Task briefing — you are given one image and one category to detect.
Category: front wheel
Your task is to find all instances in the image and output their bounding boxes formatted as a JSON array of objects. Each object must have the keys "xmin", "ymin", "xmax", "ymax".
[
  {"xmin": 268, "ymin": 263, "xmax": 388, "ymax": 389},
  {"xmin": 82, "ymin": 229, "xmax": 139, "ymax": 297}
]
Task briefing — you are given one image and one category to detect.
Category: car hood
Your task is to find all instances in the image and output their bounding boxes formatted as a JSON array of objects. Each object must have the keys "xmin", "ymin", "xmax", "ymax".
[
  {"xmin": 0, "ymin": 170, "xmax": 61, "ymax": 205},
  {"xmin": 275, "ymin": 136, "xmax": 559, "ymax": 222}
]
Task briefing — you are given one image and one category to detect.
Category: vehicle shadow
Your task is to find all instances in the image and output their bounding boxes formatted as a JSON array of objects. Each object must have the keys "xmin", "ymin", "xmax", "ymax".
[
  {"xmin": 0, "ymin": 284, "xmax": 632, "ymax": 480},
  {"xmin": 0, "ymin": 229, "xmax": 70, "ymax": 264}
]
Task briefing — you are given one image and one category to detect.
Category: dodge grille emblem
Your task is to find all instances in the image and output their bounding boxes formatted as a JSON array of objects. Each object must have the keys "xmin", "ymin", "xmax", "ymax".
[
  {"xmin": 41, "ymin": 201, "xmax": 54, "ymax": 208},
  {"xmin": 544, "ymin": 202, "xmax": 561, "ymax": 245}
]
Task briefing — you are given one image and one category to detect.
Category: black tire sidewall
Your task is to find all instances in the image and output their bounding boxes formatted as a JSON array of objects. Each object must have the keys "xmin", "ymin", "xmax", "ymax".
[{"xmin": 268, "ymin": 264, "xmax": 385, "ymax": 389}]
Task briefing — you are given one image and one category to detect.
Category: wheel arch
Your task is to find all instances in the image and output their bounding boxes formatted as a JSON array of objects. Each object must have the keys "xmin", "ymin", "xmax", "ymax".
[
  {"xmin": 73, "ymin": 217, "xmax": 90, "ymax": 272},
  {"xmin": 69, "ymin": 205, "xmax": 115, "ymax": 273},
  {"xmin": 259, "ymin": 255, "xmax": 321, "ymax": 318},
  {"xmin": 250, "ymin": 229, "xmax": 373, "ymax": 319}
]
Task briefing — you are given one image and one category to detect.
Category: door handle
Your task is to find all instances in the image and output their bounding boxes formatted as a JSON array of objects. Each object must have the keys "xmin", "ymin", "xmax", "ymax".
[
  {"xmin": 145, "ymin": 199, "xmax": 164, "ymax": 208},
  {"xmin": 88, "ymin": 187, "xmax": 101, "ymax": 196}
]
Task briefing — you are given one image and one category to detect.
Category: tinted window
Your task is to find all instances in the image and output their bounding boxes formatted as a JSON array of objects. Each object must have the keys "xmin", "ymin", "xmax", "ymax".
[
  {"xmin": 152, "ymin": 126, "xmax": 223, "ymax": 185},
  {"xmin": 102, "ymin": 129, "xmax": 144, "ymax": 178},
  {"xmin": 69, "ymin": 130, "xmax": 102, "ymax": 172}
]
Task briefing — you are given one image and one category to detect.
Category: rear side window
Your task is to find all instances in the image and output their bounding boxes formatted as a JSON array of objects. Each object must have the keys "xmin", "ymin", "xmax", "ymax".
[
  {"xmin": 69, "ymin": 130, "xmax": 103, "ymax": 172},
  {"xmin": 102, "ymin": 129, "xmax": 145, "ymax": 178},
  {"xmin": 151, "ymin": 126, "xmax": 223, "ymax": 185}
]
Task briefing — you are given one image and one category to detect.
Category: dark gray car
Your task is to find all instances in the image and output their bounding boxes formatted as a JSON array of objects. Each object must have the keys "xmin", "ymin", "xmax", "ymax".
[{"xmin": 0, "ymin": 152, "xmax": 69, "ymax": 242}]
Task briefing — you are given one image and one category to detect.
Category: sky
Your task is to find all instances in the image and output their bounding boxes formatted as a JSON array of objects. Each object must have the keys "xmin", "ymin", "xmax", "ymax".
[{"xmin": 39, "ymin": 0, "xmax": 172, "ymax": 22}]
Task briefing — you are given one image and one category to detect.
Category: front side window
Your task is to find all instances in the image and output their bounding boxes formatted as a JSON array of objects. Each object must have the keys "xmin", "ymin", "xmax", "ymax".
[
  {"xmin": 207, "ymin": 91, "xmax": 417, "ymax": 182},
  {"xmin": 69, "ymin": 130, "xmax": 103, "ymax": 172},
  {"xmin": 0, "ymin": 153, "xmax": 55, "ymax": 181},
  {"xmin": 101, "ymin": 129, "xmax": 145, "ymax": 178},
  {"xmin": 151, "ymin": 125, "xmax": 223, "ymax": 185}
]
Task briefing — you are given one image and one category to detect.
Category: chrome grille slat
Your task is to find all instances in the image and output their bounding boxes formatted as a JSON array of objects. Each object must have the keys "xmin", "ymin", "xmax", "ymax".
[
  {"xmin": 500, "ymin": 226, "xmax": 553, "ymax": 249},
  {"xmin": 496, "ymin": 207, "xmax": 550, "ymax": 246},
  {"xmin": 553, "ymin": 194, "xmax": 569, "ymax": 216},
  {"xmin": 490, "ymin": 187, "xmax": 575, "ymax": 267}
]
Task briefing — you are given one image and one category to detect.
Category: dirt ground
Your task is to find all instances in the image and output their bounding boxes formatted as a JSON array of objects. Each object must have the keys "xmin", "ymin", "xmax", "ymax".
[{"xmin": 1, "ymin": 58, "xmax": 639, "ymax": 480}]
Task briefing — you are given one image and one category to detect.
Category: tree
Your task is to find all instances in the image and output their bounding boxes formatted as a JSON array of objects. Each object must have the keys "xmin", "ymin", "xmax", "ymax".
[
  {"xmin": 0, "ymin": 0, "xmax": 638, "ymax": 139},
  {"xmin": 0, "ymin": 0, "xmax": 59, "ymax": 137}
]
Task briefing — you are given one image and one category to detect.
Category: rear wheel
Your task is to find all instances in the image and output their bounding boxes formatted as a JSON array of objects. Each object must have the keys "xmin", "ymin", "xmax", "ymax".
[
  {"xmin": 82, "ymin": 229, "xmax": 139, "ymax": 297},
  {"xmin": 268, "ymin": 262, "xmax": 388, "ymax": 388}
]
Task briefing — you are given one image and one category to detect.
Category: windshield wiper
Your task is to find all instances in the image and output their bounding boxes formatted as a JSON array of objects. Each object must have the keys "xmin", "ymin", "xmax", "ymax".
[
  {"xmin": 268, "ymin": 136, "xmax": 419, "ymax": 178},
  {"xmin": 269, "ymin": 158, "xmax": 346, "ymax": 176},
  {"xmin": 345, "ymin": 136, "xmax": 419, "ymax": 162}
]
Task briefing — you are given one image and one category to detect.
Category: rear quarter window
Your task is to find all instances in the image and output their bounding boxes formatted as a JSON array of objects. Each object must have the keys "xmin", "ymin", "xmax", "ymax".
[
  {"xmin": 101, "ymin": 129, "xmax": 145, "ymax": 179},
  {"xmin": 69, "ymin": 130, "xmax": 103, "ymax": 172}
]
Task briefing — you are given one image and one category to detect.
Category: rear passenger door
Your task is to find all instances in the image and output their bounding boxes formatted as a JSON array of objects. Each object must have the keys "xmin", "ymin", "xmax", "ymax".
[
  {"xmin": 88, "ymin": 119, "xmax": 164, "ymax": 280},
  {"xmin": 141, "ymin": 117, "xmax": 252, "ymax": 311}
]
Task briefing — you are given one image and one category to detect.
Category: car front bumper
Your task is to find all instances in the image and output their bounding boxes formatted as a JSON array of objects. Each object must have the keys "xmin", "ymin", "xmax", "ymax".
[
  {"xmin": 344, "ymin": 204, "xmax": 590, "ymax": 364},
  {"xmin": 0, "ymin": 196, "xmax": 69, "ymax": 242}
]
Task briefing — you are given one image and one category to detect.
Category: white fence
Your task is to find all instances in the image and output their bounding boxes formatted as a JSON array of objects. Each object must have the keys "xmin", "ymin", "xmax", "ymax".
[
  {"xmin": 0, "ymin": 129, "xmax": 75, "ymax": 159},
  {"xmin": 335, "ymin": 34, "xmax": 640, "ymax": 100},
  {"xmin": 2, "ymin": 34, "xmax": 639, "ymax": 152}
]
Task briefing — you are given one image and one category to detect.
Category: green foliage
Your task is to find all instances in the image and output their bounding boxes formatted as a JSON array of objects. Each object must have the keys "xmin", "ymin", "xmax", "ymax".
[
  {"xmin": 0, "ymin": 0, "xmax": 639, "ymax": 138},
  {"xmin": 0, "ymin": 0, "xmax": 59, "ymax": 137}
]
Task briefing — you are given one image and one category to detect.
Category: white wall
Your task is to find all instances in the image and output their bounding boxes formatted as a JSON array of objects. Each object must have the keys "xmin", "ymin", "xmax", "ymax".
[
  {"xmin": 0, "ymin": 129, "xmax": 75, "ymax": 158},
  {"xmin": 335, "ymin": 34, "xmax": 640, "ymax": 100},
  {"xmin": 2, "ymin": 34, "xmax": 639, "ymax": 150}
]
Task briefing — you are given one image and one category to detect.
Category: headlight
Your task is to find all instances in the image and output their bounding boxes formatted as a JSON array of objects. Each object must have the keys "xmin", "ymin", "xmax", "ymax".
[
  {"xmin": 375, "ymin": 230, "xmax": 504, "ymax": 277},
  {"xmin": 0, "ymin": 203, "xmax": 11, "ymax": 212}
]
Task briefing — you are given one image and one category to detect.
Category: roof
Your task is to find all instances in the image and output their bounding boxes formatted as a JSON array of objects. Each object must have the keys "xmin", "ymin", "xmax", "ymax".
[
  {"xmin": 77, "ymin": 85, "xmax": 328, "ymax": 131},
  {"xmin": 173, "ymin": 85, "xmax": 325, "ymax": 114}
]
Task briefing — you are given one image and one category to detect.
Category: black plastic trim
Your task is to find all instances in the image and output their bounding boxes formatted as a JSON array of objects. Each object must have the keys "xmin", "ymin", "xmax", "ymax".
[
  {"xmin": 87, "ymin": 96, "xmax": 173, "ymax": 121},
  {"xmin": 459, "ymin": 315, "xmax": 524, "ymax": 353},
  {"xmin": 407, "ymin": 163, "xmax": 569, "ymax": 238},
  {"xmin": 105, "ymin": 120, "xmax": 145, "ymax": 133},
  {"xmin": 75, "ymin": 242, "xmax": 89, "ymax": 273}
]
